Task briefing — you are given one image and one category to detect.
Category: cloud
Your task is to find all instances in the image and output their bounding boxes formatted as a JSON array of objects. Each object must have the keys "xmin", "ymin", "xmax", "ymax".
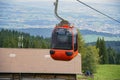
[
  {"xmin": 10, "ymin": 0, "xmax": 76, "ymax": 2},
  {"xmin": 78, "ymin": 0, "xmax": 119, "ymax": 3}
]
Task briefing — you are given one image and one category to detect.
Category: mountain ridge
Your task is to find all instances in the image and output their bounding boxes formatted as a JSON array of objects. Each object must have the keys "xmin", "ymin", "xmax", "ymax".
[{"xmin": 0, "ymin": 28, "xmax": 119, "ymax": 42}]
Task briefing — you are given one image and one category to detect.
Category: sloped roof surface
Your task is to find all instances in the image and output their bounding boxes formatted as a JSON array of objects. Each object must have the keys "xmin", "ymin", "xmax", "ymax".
[{"xmin": 0, "ymin": 48, "xmax": 81, "ymax": 74}]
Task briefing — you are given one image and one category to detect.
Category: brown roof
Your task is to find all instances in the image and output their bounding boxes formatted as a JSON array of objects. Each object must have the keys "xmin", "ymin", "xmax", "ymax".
[{"xmin": 0, "ymin": 48, "xmax": 81, "ymax": 74}]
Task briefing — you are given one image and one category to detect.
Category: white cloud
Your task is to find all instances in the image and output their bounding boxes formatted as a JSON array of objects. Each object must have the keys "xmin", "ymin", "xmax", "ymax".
[
  {"xmin": 3, "ymin": 0, "xmax": 119, "ymax": 3},
  {"xmin": 77, "ymin": 0, "xmax": 119, "ymax": 3}
]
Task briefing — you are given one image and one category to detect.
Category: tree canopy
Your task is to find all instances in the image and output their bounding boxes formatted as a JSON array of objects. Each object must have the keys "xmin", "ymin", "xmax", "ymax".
[
  {"xmin": 0, "ymin": 29, "xmax": 50, "ymax": 48},
  {"xmin": 78, "ymin": 29, "xmax": 99, "ymax": 73}
]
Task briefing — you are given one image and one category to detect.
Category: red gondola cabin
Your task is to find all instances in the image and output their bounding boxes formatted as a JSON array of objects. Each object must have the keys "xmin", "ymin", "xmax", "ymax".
[{"xmin": 50, "ymin": 21, "xmax": 78, "ymax": 61}]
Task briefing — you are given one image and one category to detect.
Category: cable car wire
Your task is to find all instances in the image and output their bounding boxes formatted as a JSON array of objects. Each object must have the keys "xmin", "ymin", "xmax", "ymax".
[{"xmin": 76, "ymin": 0, "xmax": 120, "ymax": 24}]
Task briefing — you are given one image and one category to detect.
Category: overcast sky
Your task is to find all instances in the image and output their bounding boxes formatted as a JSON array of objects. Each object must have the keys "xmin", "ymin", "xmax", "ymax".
[{"xmin": 13, "ymin": 0, "xmax": 120, "ymax": 3}]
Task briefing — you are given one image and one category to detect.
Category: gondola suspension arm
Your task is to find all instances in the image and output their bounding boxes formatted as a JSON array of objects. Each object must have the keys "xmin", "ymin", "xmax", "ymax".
[
  {"xmin": 54, "ymin": 0, "xmax": 69, "ymax": 25},
  {"xmin": 54, "ymin": 0, "xmax": 64, "ymax": 21}
]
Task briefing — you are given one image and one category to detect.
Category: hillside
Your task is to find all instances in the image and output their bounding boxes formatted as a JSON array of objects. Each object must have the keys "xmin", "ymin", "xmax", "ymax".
[
  {"xmin": 0, "ymin": 29, "xmax": 50, "ymax": 48},
  {"xmin": 1, "ymin": 28, "xmax": 119, "ymax": 43},
  {"xmin": 78, "ymin": 65, "xmax": 120, "ymax": 80},
  {"xmin": 87, "ymin": 41, "xmax": 120, "ymax": 53},
  {"xmin": 0, "ymin": 28, "xmax": 120, "ymax": 52},
  {"xmin": 94, "ymin": 65, "xmax": 120, "ymax": 80}
]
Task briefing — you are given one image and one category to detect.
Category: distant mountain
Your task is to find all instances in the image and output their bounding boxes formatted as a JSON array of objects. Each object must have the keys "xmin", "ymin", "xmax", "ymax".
[
  {"xmin": 14, "ymin": 28, "xmax": 120, "ymax": 37},
  {"xmin": 0, "ymin": 28, "xmax": 120, "ymax": 42},
  {"xmin": 80, "ymin": 29, "xmax": 120, "ymax": 37},
  {"xmin": 17, "ymin": 28, "xmax": 53, "ymax": 38},
  {"xmin": 87, "ymin": 41, "xmax": 120, "ymax": 53}
]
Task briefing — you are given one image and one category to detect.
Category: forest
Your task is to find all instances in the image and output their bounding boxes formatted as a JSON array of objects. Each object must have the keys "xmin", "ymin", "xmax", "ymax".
[
  {"xmin": 0, "ymin": 29, "xmax": 50, "ymax": 48},
  {"xmin": 77, "ymin": 31, "xmax": 120, "ymax": 74},
  {"xmin": 95, "ymin": 37, "xmax": 120, "ymax": 64},
  {"xmin": 87, "ymin": 39, "xmax": 120, "ymax": 64}
]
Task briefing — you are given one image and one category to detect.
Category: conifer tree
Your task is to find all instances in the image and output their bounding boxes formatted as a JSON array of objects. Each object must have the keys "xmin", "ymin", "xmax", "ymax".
[
  {"xmin": 107, "ymin": 47, "xmax": 116, "ymax": 64},
  {"xmin": 96, "ymin": 37, "xmax": 108, "ymax": 64},
  {"xmin": 77, "ymin": 29, "xmax": 99, "ymax": 73},
  {"xmin": 77, "ymin": 29, "xmax": 85, "ymax": 54}
]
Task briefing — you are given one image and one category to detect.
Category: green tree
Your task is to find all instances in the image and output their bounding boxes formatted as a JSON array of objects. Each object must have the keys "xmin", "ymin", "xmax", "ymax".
[
  {"xmin": 0, "ymin": 29, "xmax": 50, "ymax": 49},
  {"xmin": 77, "ymin": 29, "xmax": 99, "ymax": 73},
  {"xmin": 116, "ymin": 53, "xmax": 120, "ymax": 64},
  {"xmin": 82, "ymin": 46, "xmax": 99, "ymax": 73},
  {"xmin": 101, "ymin": 38, "xmax": 108, "ymax": 64},
  {"xmin": 107, "ymin": 47, "xmax": 116, "ymax": 64},
  {"xmin": 96, "ymin": 37, "xmax": 100, "ymax": 48},
  {"xmin": 96, "ymin": 37, "xmax": 108, "ymax": 64},
  {"xmin": 77, "ymin": 29, "xmax": 85, "ymax": 54}
]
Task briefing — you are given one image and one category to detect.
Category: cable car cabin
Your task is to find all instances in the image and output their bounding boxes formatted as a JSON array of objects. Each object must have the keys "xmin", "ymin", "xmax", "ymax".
[{"xmin": 50, "ymin": 21, "xmax": 78, "ymax": 61}]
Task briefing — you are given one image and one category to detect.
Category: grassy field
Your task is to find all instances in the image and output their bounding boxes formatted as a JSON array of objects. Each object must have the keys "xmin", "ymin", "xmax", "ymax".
[{"xmin": 78, "ymin": 65, "xmax": 120, "ymax": 80}]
